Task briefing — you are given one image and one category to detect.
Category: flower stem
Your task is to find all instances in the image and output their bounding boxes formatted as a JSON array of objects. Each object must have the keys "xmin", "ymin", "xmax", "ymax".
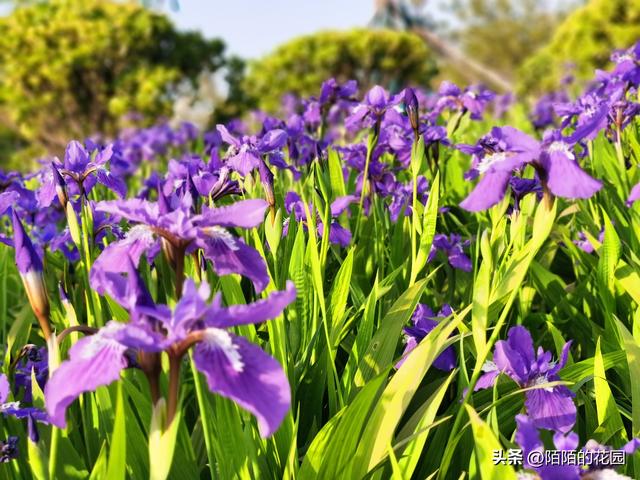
[
  {"xmin": 174, "ymin": 247, "xmax": 186, "ymax": 299},
  {"xmin": 166, "ymin": 355, "xmax": 182, "ymax": 426},
  {"xmin": 34, "ymin": 310, "xmax": 52, "ymax": 342},
  {"xmin": 355, "ymin": 132, "xmax": 378, "ymax": 240},
  {"xmin": 56, "ymin": 325, "xmax": 98, "ymax": 344},
  {"xmin": 139, "ymin": 351, "xmax": 162, "ymax": 405}
]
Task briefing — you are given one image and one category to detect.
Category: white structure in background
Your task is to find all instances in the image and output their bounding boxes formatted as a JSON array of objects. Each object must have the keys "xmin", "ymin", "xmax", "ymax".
[{"xmin": 171, "ymin": 70, "xmax": 225, "ymax": 129}]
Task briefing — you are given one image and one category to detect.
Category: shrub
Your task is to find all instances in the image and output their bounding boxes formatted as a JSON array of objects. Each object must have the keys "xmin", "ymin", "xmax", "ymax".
[
  {"xmin": 0, "ymin": 0, "xmax": 226, "ymax": 159},
  {"xmin": 518, "ymin": 0, "xmax": 640, "ymax": 94},
  {"xmin": 243, "ymin": 28, "xmax": 437, "ymax": 112}
]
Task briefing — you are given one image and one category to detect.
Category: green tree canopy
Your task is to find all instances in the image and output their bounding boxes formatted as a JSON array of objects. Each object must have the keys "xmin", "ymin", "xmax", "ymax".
[
  {"xmin": 243, "ymin": 28, "xmax": 437, "ymax": 112},
  {"xmin": 0, "ymin": 0, "xmax": 226, "ymax": 157},
  {"xmin": 518, "ymin": 0, "xmax": 640, "ymax": 94},
  {"xmin": 446, "ymin": 0, "xmax": 566, "ymax": 83}
]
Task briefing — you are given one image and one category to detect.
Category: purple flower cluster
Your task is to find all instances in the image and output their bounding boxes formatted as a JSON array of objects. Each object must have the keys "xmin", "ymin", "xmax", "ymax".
[{"xmin": 475, "ymin": 326, "xmax": 575, "ymax": 433}]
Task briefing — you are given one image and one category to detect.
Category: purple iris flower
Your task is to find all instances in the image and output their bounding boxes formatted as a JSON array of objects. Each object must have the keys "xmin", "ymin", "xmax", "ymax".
[
  {"xmin": 574, "ymin": 229, "xmax": 605, "ymax": 254},
  {"xmin": 475, "ymin": 326, "xmax": 575, "ymax": 433},
  {"xmin": 0, "ymin": 374, "xmax": 49, "ymax": 443},
  {"xmin": 0, "ymin": 436, "xmax": 18, "ymax": 463},
  {"xmin": 36, "ymin": 164, "xmax": 68, "ymax": 209},
  {"xmin": 396, "ymin": 304, "xmax": 456, "ymax": 371},
  {"xmin": 46, "ymin": 271, "xmax": 296, "ymax": 437},
  {"xmin": 508, "ymin": 177, "xmax": 543, "ymax": 213},
  {"xmin": 316, "ymin": 78, "xmax": 358, "ymax": 130},
  {"xmin": 459, "ymin": 127, "xmax": 601, "ymax": 212},
  {"xmin": 11, "ymin": 209, "xmax": 43, "ymax": 276},
  {"xmin": 38, "ymin": 141, "xmax": 126, "ymax": 205},
  {"xmin": 555, "ymin": 92, "xmax": 622, "ymax": 144},
  {"xmin": 530, "ymin": 91, "xmax": 569, "ymax": 130},
  {"xmin": 428, "ymin": 234, "xmax": 472, "ymax": 272},
  {"xmin": 611, "ymin": 41, "xmax": 640, "ymax": 87},
  {"xmin": 345, "ymin": 85, "xmax": 401, "ymax": 133},
  {"xmin": 538, "ymin": 130, "xmax": 602, "ymax": 200},
  {"xmin": 387, "ymin": 177, "xmax": 429, "ymax": 222},
  {"xmin": 433, "ymin": 81, "xmax": 495, "ymax": 121},
  {"xmin": 515, "ymin": 414, "xmax": 640, "ymax": 479},
  {"xmin": 14, "ymin": 346, "xmax": 48, "ymax": 404},
  {"xmin": 216, "ymin": 124, "xmax": 288, "ymax": 176},
  {"xmin": 162, "ymin": 157, "xmax": 204, "ymax": 202},
  {"xmin": 319, "ymin": 78, "xmax": 358, "ymax": 106},
  {"xmin": 627, "ymin": 182, "xmax": 640, "ymax": 207},
  {"xmin": 283, "ymin": 191, "xmax": 357, "ymax": 247},
  {"xmin": 283, "ymin": 115, "xmax": 318, "ymax": 170},
  {"xmin": 192, "ymin": 165, "xmax": 242, "ymax": 202},
  {"xmin": 90, "ymin": 193, "xmax": 271, "ymax": 293}
]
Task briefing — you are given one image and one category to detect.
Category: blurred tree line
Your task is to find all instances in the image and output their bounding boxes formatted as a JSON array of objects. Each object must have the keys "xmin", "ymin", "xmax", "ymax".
[
  {"xmin": 519, "ymin": 0, "xmax": 640, "ymax": 94},
  {"xmin": 438, "ymin": 0, "xmax": 578, "ymax": 84},
  {"xmin": 1, "ymin": 0, "xmax": 639, "ymax": 168},
  {"xmin": 243, "ymin": 29, "xmax": 438, "ymax": 113},
  {"xmin": 0, "ymin": 0, "xmax": 236, "ymax": 167}
]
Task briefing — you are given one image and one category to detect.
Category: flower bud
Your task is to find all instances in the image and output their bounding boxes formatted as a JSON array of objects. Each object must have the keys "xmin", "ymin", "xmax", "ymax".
[
  {"xmin": 404, "ymin": 87, "xmax": 420, "ymax": 139},
  {"xmin": 265, "ymin": 208, "xmax": 283, "ymax": 256},
  {"xmin": 66, "ymin": 202, "xmax": 82, "ymax": 248},
  {"xmin": 51, "ymin": 164, "xmax": 68, "ymax": 209},
  {"xmin": 11, "ymin": 211, "xmax": 51, "ymax": 339},
  {"xmin": 258, "ymin": 160, "xmax": 275, "ymax": 208}
]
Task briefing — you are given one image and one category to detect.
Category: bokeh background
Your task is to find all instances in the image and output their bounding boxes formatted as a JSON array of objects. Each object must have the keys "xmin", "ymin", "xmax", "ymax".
[{"xmin": 0, "ymin": 0, "xmax": 636, "ymax": 169}]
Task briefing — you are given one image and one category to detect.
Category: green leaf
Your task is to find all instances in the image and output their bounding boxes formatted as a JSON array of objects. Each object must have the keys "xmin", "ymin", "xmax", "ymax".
[
  {"xmin": 66, "ymin": 202, "xmax": 82, "ymax": 248},
  {"xmin": 88, "ymin": 443, "xmax": 108, "ymax": 480},
  {"xmin": 265, "ymin": 208, "xmax": 283, "ymax": 256},
  {"xmin": 299, "ymin": 371, "xmax": 388, "ymax": 479},
  {"xmin": 149, "ymin": 399, "xmax": 182, "ymax": 480},
  {"xmin": 353, "ymin": 306, "xmax": 469, "ymax": 477},
  {"xmin": 411, "ymin": 172, "xmax": 439, "ymax": 284},
  {"xmin": 472, "ymin": 231, "xmax": 492, "ymax": 354},
  {"xmin": 106, "ymin": 383, "xmax": 126, "ymax": 479},
  {"xmin": 594, "ymin": 338, "xmax": 625, "ymax": 443},
  {"xmin": 396, "ymin": 372, "xmax": 456, "ymax": 478},
  {"xmin": 28, "ymin": 439, "xmax": 49, "ymax": 480},
  {"xmin": 329, "ymin": 247, "xmax": 354, "ymax": 343},
  {"xmin": 465, "ymin": 405, "xmax": 517, "ymax": 480},
  {"xmin": 328, "ymin": 148, "xmax": 347, "ymax": 198},
  {"xmin": 616, "ymin": 319, "xmax": 640, "ymax": 436},
  {"xmin": 597, "ymin": 213, "xmax": 621, "ymax": 318},
  {"xmin": 352, "ymin": 279, "xmax": 427, "ymax": 391}
]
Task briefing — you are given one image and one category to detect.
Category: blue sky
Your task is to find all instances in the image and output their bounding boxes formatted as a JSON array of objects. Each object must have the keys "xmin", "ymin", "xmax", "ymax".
[{"xmin": 166, "ymin": 0, "xmax": 375, "ymax": 59}]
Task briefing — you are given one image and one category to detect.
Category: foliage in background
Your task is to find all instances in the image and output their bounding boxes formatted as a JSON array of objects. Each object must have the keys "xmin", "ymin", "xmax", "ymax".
[
  {"xmin": 518, "ymin": 0, "xmax": 640, "ymax": 94},
  {"xmin": 243, "ymin": 28, "xmax": 437, "ymax": 112},
  {"xmin": 442, "ymin": 0, "xmax": 568, "ymax": 84},
  {"xmin": 0, "ymin": 0, "xmax": 226, "ymax": 165}
]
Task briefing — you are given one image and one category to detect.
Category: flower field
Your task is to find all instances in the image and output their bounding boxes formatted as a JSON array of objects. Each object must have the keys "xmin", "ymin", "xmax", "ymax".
[{"xmin": 2, "ymin": 38, "xmax": 640, "ymax": 480}]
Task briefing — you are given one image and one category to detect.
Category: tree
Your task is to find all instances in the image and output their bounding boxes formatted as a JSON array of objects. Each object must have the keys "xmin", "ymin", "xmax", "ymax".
[
  {"xmin": 0, "ymin": 0, "xmax": 226, "ymax": 160},
  {"xmin": 518, "ymin": 0, "xmax": 640, "ymax": 94},
  {"xmin": 243, "ymin": 28, "xmax": 437, "ymax": 112},
  {"xmin": 447, "ymin": 0, "xmax": 567, "ymax": 82}
]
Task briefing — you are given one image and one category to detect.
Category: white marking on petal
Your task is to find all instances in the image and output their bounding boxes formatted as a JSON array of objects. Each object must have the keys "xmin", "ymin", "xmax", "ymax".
[
  {"xmin": 477, "ymin": 152, "xmax": 508, "ymax": 174},
  {"xmin": 126, "ymin": 224, "xmax": 155, "ymax": 242},
  {"xmin": 201, "ymin": 226, "xmax": 240, "ymax": 251},
  {"xmin": 481, "ymin": 360, "xmax": 497, "ymax": 372},
  {"xmin": 547, "ymin": 141, "xmax": 575, "ymax": 160},
  {"xmin": 0, "ymin": 402, "xmax": 20, "ymax": 412},
  {"xmin": 583, "ymin": 469, "xmax": 632, "ymax": 480},
  {"xmin": 78, "ymin": 323, "xmax": 126, "ymax": 359},
  {"xmin": 531, "ymin": 375, "xmax": 554, "ymax": 393},
  {"xmin": 202, "ymin": 328, "xmax": 244, "ymax": 372},
  {"xmin": 516, "ymin": 473, "xmax": 538, "ymax": 480}
]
